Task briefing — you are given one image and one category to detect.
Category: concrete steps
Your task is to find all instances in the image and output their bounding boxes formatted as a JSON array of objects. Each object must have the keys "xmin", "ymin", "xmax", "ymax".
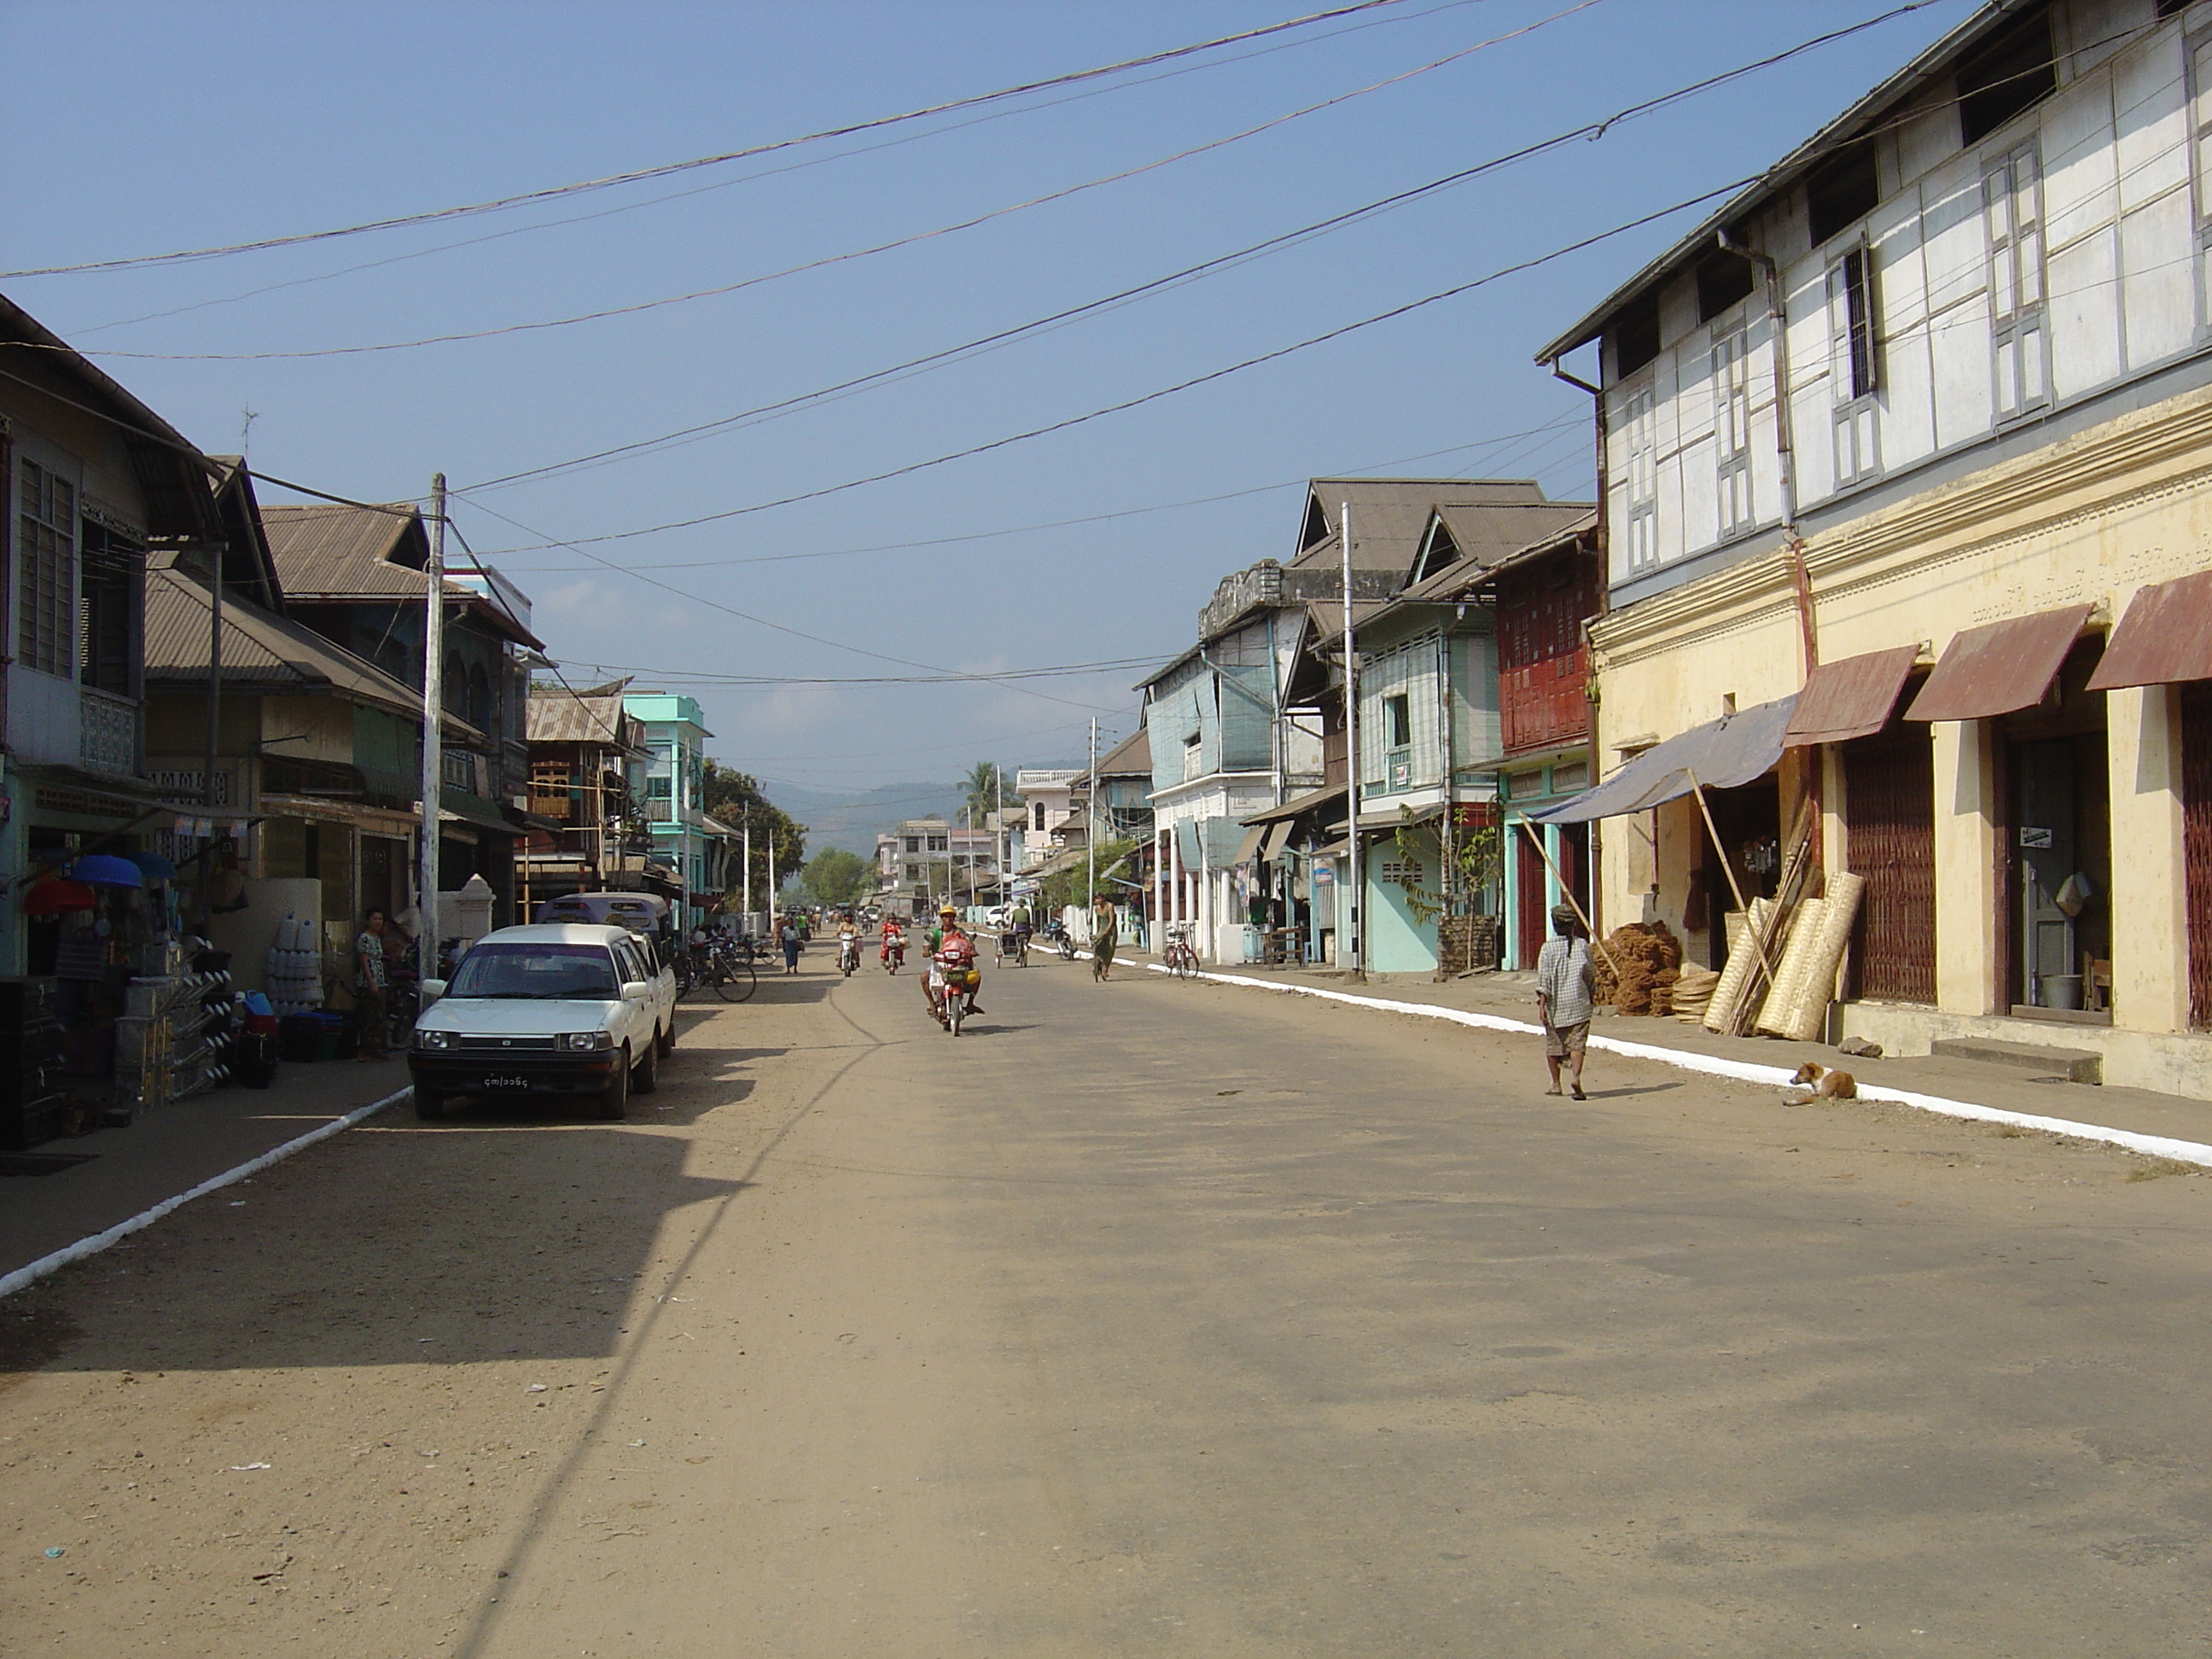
[{"xmin": 1930, "ymin": 1036, "xmax": 2102, "ymax": 1085}]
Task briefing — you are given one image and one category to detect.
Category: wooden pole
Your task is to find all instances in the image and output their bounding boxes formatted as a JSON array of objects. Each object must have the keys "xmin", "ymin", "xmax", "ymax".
[
  {"xmin": 1513, "ymin": 818, "xmax": 1617, "ymax": 977},
  {"xmin": 1683, "ymin": 765, "xmax": 1778, "ymax": 985}
]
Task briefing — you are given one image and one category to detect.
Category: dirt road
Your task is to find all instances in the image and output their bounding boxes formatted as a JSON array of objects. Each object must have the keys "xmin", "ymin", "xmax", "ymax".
[{"xmin": 5, "ymin": 950, "xmax": 2211, "ymax": 1656}]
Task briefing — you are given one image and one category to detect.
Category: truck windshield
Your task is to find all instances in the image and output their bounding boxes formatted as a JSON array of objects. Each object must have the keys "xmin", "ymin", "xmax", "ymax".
[{"xmin": 445, "ymin": 943, "xmax": 618, "ymax": 1000}]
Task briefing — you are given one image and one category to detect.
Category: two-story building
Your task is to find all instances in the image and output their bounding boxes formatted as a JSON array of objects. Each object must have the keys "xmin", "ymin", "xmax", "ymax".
[
  {"xmin": 620, "ymin": 691, "xmax": 727, "ymax": 917},
  {"xmin": 1535, "ymin": 0, "xmax": 2212, "ymax": 1091},
  {"xmin": 521, "ymin": 679, "xmax": 650, "ymax": 910}
]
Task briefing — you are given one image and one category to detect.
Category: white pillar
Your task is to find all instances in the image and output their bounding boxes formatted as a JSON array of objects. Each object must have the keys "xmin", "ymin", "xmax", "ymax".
[
  {"xmin": 1932, "ymin": 719, "xmax": 2001, "ymax": 1016},
  {"xmin": 2108, "ymin": 684, "xmax": 2189, "ymax": 1033}
]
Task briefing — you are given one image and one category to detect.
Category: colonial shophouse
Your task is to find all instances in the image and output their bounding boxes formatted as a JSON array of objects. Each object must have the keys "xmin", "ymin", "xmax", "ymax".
[{"xmin": 1535, "ymin": 0, "xmax": 2212, "ymax": 1091}]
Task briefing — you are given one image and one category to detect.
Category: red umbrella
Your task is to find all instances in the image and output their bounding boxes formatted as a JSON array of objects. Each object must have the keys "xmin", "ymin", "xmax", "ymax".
[{"xmin": 22, "ymin": 877, "xmax": 96, "ymax": 915}]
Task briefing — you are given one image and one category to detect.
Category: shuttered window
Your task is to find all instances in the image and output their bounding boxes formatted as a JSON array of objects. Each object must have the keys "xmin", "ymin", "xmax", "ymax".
[
  {"xmin": 2182, "ymin": 682, "xmax": 2212, "ymax": 1027},
  {"xmin": 16, "ymin": 458, "xmax": 74, "ymax": 678},
  {"xmin": 1843, "ymin": 729, "xmax": 1936, "ymax": 1004}
]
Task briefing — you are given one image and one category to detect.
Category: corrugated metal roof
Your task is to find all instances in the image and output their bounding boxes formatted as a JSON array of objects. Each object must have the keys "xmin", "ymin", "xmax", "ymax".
[
  {"xmin": 1294, "ymin": 479, "xmax": 1557, "ymax": 582},
  {"xmin": 526, "ymin": 690, "xmax": 642, "ymax": 748},
  {"xmin": 1906, "ymin": 605, "xmax": 2091, "ymax": 723},
  {"xmin": 1455, "ymin": 511, "xmax": 1599, "ymax": 591},
  {"xmin": 143, "ymin": 567, "xmax": 423, "ymax": 720},
  {"xmin": 1400, "ymin": 503, "xmax": 1594, "ymax": 601},
  {"xmin": 1783, "ymin": 645, "xmax": 1920, "ymax": 747},
  {"xmin": 264, "ymin": 501, "xmax": 544, "ymax": 647},
  {"xmin": 2087, "ymin": 572, "xmax": 2212, "ymax": 692},
  {"xmin": 1090, "ymin": 726, "xmax": 1150, "ymax": 777}
]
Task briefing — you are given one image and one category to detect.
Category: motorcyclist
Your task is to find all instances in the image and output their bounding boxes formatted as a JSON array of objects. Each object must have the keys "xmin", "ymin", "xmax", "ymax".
[
  {"xmin": 835, "ymin": 911, "xmax": 862, "ymax": 974},
  {"xmin": 923, "ymin": 904, "xmax": 984, "ymax": 1022},
  {"xmin": 880, "ymin": 915, "xmax": 906, "ymax": 970}
]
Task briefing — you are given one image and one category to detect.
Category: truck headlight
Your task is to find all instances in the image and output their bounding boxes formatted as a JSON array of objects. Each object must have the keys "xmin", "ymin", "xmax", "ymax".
[
  {"xmin": 558, "ymin": 1031, "xmax": 613, "ymax": 1051},
  {"xmin": 414, "ymin": 1029, "xmax": 455, "ymax": 1051}
]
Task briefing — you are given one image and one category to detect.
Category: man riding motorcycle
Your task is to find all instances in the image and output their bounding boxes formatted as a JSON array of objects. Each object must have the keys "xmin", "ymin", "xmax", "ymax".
[
  {"xmin": 835, "ymin": 911, "xmax": 862, "ymax": 976},
  {"xmin": 879, "ymin": 917, "xmax": 906, "ymax": 973},
  {"xmin": 923, "ymin": 904, "xmax": 984, "ymax": 1023}
]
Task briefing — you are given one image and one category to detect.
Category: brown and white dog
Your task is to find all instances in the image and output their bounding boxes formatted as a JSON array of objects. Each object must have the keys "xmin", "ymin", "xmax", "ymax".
[{"xmin": 1783, "ymin": 1061, "xmax": 1857, "ymax": 1105}]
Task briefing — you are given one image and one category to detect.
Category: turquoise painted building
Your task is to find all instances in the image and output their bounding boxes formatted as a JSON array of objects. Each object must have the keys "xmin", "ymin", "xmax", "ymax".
[{"xmin": 622, "ymin": 692, "xmax": 722, "ymax": 917}]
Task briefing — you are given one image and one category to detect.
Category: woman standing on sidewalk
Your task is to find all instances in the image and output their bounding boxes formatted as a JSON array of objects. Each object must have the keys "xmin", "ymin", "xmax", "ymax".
[
  {"xmin": 354, "ymin": 909, "xmax": 391, "ymax": 1062},
  {"xmin": 1091, "ymin": 895, "xmax": 1118, "ymax": 981}
]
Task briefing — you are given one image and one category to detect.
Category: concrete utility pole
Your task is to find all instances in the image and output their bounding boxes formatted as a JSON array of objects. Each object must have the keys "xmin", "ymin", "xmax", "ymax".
[
  {"xmin": 742, "ymin": 817, "xmax": 752, "ymax": 920},
  {"xmin": 419, "ymin": 474, "xmax": 446, "ymax": 989},
  {"xmin": 1086, "ymin": 719, "xmax": 1098, "ymax": 917},
  {"xmin": 1342, "ymin": 500, "xmax": 1364, "ymax": 982}
]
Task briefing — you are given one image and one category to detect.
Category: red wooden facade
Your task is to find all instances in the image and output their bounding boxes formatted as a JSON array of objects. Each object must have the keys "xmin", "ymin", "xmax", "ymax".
[{"xmin": 1495, "ymin": 534, "xmax": 1602, "ymax": 755}]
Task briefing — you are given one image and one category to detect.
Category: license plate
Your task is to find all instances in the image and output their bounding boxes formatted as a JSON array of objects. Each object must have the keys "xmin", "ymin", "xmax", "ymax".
[{"xmin": 480, "ymin": 1075, "xmax": 530, "ymax": 1090}]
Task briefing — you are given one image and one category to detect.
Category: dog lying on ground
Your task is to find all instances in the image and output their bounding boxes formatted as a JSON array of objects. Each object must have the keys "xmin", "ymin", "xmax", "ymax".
[{"xmin": 1782, "ymin": 1061, "xmax": 1857, "ymax": 1106}]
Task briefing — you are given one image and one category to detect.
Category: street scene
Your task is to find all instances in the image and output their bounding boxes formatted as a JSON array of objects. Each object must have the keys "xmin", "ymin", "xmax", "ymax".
[{"xmin": 9, "ymin": 0, "xmax": 2212, "ymax": 1652}]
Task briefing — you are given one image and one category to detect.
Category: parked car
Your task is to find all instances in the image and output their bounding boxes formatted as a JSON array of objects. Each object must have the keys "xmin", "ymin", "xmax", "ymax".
[{"xmin": 407, "ymin": 923, "xmax": 677, "ymax": 1122}]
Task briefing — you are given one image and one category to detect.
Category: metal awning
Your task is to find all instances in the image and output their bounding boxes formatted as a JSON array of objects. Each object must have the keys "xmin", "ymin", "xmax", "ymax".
[
  {"xmin": 1905, "ymin": 604, "xmax": 2092, "ymax": 722},
  {"xmin": 1783, "ymin": 645, "xmax": 1921, "ymax": 747},
  {"xmin": 1261, "ymin": 820, "xmax": 1295, "ymax": 861},
  {"xmin": 2087, "ymin": 572, "xmax": 2212, "ymax": 691},
  {"xmin": 1355, "ymin": 801, "xmax": 1446, "ymax": 831},
  {"xmin": 1240, "ymin": 784, "xmax": 1348, "ymax": 827},
  {"xmin": 1529, "ymin": 694, "xmax": 1797, "ymax": 825},
  {"xmin": 1230, "ymin": 823, "xmax": 1266, "ymax": 866}
]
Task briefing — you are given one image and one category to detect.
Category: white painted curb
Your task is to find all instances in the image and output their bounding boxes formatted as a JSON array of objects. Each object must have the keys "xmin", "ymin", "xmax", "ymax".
[
  {"xmin": 1149, "ymin": 963, "xmax": 2212, "ymax": 1171},
  {"xmin": 0, "ymin": 1086, "xmax": 411, "ymax": 1300}
]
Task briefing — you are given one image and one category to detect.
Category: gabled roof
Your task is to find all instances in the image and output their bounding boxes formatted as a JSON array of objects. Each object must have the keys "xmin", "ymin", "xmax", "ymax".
[
  {"xmin": 1089, "ymin": 725, "xmax": 1150, "ymax": 779},
  {"xmin": 527, "ymin": 684, "xmax": 643, "ymax": 750},
  {"xmin": 143, "ymin": 564, "xmax": 480, "ymax": 740},
  {"xmin": 1404, "ymin": 499, "xmax": 1594, "ymax": 591},
  {"xmin": 1291, "ymin": 479, "xmax": 1559, "ymax": 585},
  {"xmin": 263, "ymin": 501, "xmax": 544, "ymax": 648},
  {"xmin": 1537, "ymin": 0, "xmax": 2040, "ymax": 364}
]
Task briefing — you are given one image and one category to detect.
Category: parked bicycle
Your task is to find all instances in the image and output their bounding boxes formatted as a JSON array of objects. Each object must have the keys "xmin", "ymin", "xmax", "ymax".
[
  {"xmin": 1162, "ymin": 923, "xmax": 1201, "ymax": 981},
  {"xmin": 682, "ymin": 935, "xmax": 759, "ymax": 1003}
]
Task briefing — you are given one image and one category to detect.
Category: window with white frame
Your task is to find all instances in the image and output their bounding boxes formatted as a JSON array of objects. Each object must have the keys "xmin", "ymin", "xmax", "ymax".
[
  {"xmin": 1985, "ymin": 142, "xmax": 2047, "ymax": 421},
  {"xmin": 1828, "ymin": 246, "xmax": 1881, "ymax": 486},
  {"xmin": 16, "ymin": 458, "xmax": 74, "ymax": 678},
  {"xmin": 1619, "ymin": 381, "xmax": 1659, "ymax": 573},
  {"xmin": 1182, "ymin": 731, "xmax": 1202, "ymax": 781},
  {"xmin": 1712, "ymin": 327, "xmax": 1755, "ymax": 535}
]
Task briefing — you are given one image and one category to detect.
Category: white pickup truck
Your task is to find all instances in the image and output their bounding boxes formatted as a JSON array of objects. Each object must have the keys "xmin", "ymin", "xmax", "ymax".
[{"xmin": 406, "ymin": 923, "xmax": 678, "ymax": 1121}]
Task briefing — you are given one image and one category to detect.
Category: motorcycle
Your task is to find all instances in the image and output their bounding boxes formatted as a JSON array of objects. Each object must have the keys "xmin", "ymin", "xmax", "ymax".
[
  {"xmin": 930, "ymin": 943, "xmax": 982, "ymax": 1037},
  {"xmin": 1040, "ymin": 917, "xmax": 1077, "ymax": 960},
  {"xmin": 880, "ymin": 931, "xmax": 905, "ymax": 973},
  {"xmin": 838, "ymin": 934, "xmax": 860, "ymax": 977}
]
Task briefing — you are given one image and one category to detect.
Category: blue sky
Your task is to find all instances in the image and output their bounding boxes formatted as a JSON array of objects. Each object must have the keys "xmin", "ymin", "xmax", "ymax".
[{"xmin": 3, "ymin": 0, "xmax": 1975, "ymax": 796}]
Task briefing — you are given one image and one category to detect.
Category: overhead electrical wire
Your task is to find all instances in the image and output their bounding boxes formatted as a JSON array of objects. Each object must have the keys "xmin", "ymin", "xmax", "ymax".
[
  {"xmin": 451, "ymin": 0, "xmax": 1947, "ymax": 500},
  {"xmin": 0, "ymin": 0, "xmax": 1428, "ymax": 280},
  {"xmin": 64, "ymin": 3, "xmax": 1606, "ymax": 362}
]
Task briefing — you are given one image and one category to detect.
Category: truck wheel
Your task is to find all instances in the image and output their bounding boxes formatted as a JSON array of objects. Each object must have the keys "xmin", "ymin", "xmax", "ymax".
[
  {"xmin": 658, "ymin": 1019, "xmax": 676, "ymax": 1057},
  {"xmin": 413, "ymin": 1086, "xmax": 444, "ymax": 1121},
  {"xmin": 598, "ymin": 1049, "xmax": 631, "ymax": 1121},
  {"xmin": 633, "ymin": 1039, "xmax": 660, "ymax": 1095}
]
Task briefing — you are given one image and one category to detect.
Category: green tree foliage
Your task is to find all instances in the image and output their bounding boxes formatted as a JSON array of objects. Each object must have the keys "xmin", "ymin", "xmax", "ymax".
[
  {"xmin": 962, "ymin": 760, "xmax": 1020, "ymax": 826},
  {"xmin": 1041, "ymin": 835, "xmax": 1138, "ymax": 912},
  {"xmin": 804, "ymin": 847, "xmax": 873, "ymax": 908},
  {"xmin": 701, "ymin": 760, "xmax": 806, "ymax": 910}
]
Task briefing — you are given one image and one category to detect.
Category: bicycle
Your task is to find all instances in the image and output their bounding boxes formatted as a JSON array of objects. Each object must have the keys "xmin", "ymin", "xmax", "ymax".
[
  {"xmin": 683, "ymin": 938, "xmax": 759, "ymax": 1003},
  {"xmin": 1162, "ymin": 924, "xmax": 1201, "ymax": 981}
]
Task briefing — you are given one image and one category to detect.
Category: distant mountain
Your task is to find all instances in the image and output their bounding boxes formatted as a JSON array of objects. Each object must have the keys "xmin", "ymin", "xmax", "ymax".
[{"xmin": 759, "ymin": 780, "xmax": 969, "ymax": 859}]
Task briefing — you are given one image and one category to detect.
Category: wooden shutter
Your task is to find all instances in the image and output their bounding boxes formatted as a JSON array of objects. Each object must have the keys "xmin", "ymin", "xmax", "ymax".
[
  {"xmin": 1842, "ymin": 730, "xmax": 1936, "ymax": 1003},
  {"xmin": 2183, "ymin": 682, "xmax": 2212, "ymax": 1027}
]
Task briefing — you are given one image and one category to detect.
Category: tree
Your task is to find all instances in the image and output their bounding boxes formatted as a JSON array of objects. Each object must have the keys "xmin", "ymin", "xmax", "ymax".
[
  {"xmin": 804, "ymin": 847, "xmax": 872, "ymax": 908},
  {"xmin": 961, "ymin": 760, "xmax": 1020, "ymax": 827},
  {"xmin": 701, "ymin": 759, "xmax": 806, "ymax": 911},
  {"xmin": 1042, "ymin": 835, "xmax": 1137, "ymax": 913}
]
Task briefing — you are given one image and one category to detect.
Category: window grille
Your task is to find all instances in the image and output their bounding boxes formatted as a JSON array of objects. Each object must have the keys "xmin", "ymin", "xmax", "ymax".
[
  {"xmin": 16, "ymin": 458, "xmax": 74, "ymax": 678},
  {"xmin": 1985, "ymin": 143, "xmax": 2048, "ymax": 421}
]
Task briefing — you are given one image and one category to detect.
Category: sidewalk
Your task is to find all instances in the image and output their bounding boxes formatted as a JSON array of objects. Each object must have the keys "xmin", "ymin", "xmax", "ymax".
[
  {"xmin": 0, "ymin": 1058, "xmax": 410, "ymax": 1284},
  {"xmin": 1145, "ymin": 953, "xmax": 2212, "ymax": 1166}
]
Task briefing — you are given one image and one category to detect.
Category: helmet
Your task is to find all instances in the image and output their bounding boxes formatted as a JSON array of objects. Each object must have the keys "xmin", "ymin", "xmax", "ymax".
[{"xmin": 939, "ymin": 904, "xmax": 958, "ymax": 917}]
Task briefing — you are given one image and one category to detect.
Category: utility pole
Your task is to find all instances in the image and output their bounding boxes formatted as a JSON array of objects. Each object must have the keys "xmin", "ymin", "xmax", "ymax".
[
  {"xmin": 766, "ymin": 819, "xmax": 777, "ymax": 917},
  {"xmin": 742, "ymin": 815, "xmax": 752, "ymax": 922},
  {"xmin": 419, "ymin": 474, "xmax": 448, "ymax": 988},
  {"xmin": 1086, "ymin": 718, "xmax": 1098, "ymax": 915},
  {"xmin": 203, "ymin": 541, "xmax": 223, "ymax": 814},
  {"xmin": 1341, "ymin": 500, "xmax": 1363, "ymax": 982}
]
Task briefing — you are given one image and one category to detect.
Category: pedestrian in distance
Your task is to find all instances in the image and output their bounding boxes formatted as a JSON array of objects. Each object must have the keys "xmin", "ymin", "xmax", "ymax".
[
  {"xmin": 1091, "ymin": 894, "xmax": 1118, "ymax": 981},
  {"xmin": 354, "ymin": 907, "xmax": 391, "ymax": 1062},
  {"xmin": 778, "ymin": 913, "xmax": 802, "ymax": 975},
  {"xmin": 1534, "ymin": 902, "xmax": 1595, "ymax": 1100}
]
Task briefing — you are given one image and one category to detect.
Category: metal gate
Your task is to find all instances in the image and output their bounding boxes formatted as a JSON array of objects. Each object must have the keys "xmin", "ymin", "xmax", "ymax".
[
  {"xmin": 2183, "ymin": 683, "xmax": 2212, "ymax": 1027},
  {"xmin": 1842, "ymin": 731, "xmax": 1936, "ymax": 1004}
]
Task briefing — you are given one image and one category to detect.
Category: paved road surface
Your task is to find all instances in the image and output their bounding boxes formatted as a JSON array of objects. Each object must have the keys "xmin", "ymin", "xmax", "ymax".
[{"xmin": 4, "ymin": 948, "xmax": 2209, "ymax": 1656}]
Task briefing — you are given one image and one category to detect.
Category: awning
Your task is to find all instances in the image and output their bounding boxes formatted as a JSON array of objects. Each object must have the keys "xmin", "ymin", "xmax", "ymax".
[
  {"xmin": 439, "ymin": 788, "xmax": 527, "ymax": 837},
  {"xmin": 1230, "ymin": 823, "xmax": 1266, "ymax": 866},
  {"xmin": 1261, "ymin": 820, "xmax": 1295, "ymax": 861},
  {"xmin": 1240, "ymin": 784, "xmax": 1348, "ymax": 827},
  {"xmin": 1905, "ymin": 604, "xmax": 2092, "ymax": 722},
  {"xmin": 1529, "ymin": 695, "xmax": 1797, "ymax": 825},
  {"xmin": 1355, "ymin": 801, "xmax": 1446, "ymax": 832},
  {"xmin": 2087, "ymin": 571, "xmax": 2212, "ymax": 691},
  {"xmin": 1783, "ymin": 646, "xmax": 1920, "ymax": 747},
  {"xmin": 1173, "ymin": 818, "xmax": 1200, "ymax": 869}
]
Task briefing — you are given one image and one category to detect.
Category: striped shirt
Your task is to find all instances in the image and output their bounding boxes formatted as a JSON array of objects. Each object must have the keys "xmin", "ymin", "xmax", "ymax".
[{"xmin": 1534, "ymin": 936, "xmax": 1595, "ymax": 1027}]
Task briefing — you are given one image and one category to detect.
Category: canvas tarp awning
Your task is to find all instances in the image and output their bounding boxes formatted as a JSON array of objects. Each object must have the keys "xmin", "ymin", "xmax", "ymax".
[
  {"xmin": 1355, "ymin": 801, "xmax": 1447, "ymax": 831},
  {"xmin": 1261, "ymin": 820, "xmax": 1296, "ymax": 860},
  {"xmin": 2087, "ymin": 571, "xmax": 2212, "ymax": 691},
  {"xmin": 1230, "ymin": 823, "xmax": 1266, "ymax": 866},
  {"xmin": 1529, "ymin": 694, "xmax": 1798, "ymax": 825},
  {"xmin": 1173, "ymin": 818, "xmax": 1201, "ymax": 869},
  {"xmin": 1783, "ymin": 646, "xmax": 1920, "ymax": 747},
  {"xmin": 1905, "ymin": 604, "xmax": 2092, "ymax": 722},
  {"xmin": 1240, "ymin": 784, "xmax": 1348, "ymax": 827}
]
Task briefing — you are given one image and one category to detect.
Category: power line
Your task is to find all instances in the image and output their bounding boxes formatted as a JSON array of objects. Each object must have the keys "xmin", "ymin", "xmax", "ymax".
[
  {"xmin": 451, "ymin": 2, "xmax": 1943, "ymax": 498},
  {"xmin": 67, "ymin": 3, "xmax": 1602, "ymax": 363},
  {"xmin": 0, "ymin": 0, "xmax": 1423, "ymax": 280}
]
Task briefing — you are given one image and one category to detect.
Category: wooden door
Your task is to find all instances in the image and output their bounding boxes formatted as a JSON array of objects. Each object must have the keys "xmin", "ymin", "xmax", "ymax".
[
  {"xmin": 1516, "ymin": 824, "xmax": 1545, "ymax": 968},
  {"xmin": 2014, "ymin": 737, "xmax": 2076, "ymax": 1006},
  {"xmin": 2184, "ymin": 683, "xmax": 2212, "ymax": 1027},
  {"xmin": 1842, "ymin": 731, "xmax": 1936, "ymax": 1003}
]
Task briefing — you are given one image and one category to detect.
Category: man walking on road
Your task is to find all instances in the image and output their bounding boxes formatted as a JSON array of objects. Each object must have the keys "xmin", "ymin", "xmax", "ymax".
[{"xmin": 1534, "ymin": 903, "xmax": 1595, "ymax": 1100}]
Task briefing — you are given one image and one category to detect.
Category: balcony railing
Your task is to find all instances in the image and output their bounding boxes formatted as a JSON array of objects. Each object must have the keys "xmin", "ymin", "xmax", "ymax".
[
  {"xmin": 79, "ymin": 687, "xmax": 140, "ymax": 777},
  {"xmin": 529, "ymin": 790, "xmax": 574, "ymax": 821},
  {"xmin": 644, "ymin": 798, "xmax": 673, "ymax": 822}
]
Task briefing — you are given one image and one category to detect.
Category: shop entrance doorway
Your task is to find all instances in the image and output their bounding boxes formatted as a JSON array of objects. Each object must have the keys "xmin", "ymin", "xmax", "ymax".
[{"xmin": 2003, "ymin": 645, "xmax": 2110, "ymax": 1015}]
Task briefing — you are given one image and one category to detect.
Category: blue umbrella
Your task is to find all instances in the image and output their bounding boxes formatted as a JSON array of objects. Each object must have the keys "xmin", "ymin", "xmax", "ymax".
[
  {"xmin": 72, "ymin": 853, "xmax": 144, "ymax": 888},
  {"xmin": 128, "ymin": 851, "xmax": 180, "ymax": 882}
]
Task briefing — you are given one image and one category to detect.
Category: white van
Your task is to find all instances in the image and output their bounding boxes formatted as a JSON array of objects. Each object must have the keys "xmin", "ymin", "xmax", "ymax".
[{"xmin": 407, "ymin": 923, "xmax": 678, "ymax": 1121}]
